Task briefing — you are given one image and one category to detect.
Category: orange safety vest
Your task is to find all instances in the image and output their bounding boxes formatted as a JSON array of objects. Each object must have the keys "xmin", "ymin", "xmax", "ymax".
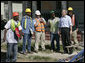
[
  {"xmin": 71, "ymin": 14, "xmax": 75, "ymax": 26},
  {"xmin": 34, "ymin": 18, "xmax": 45, "ymax": 32}
]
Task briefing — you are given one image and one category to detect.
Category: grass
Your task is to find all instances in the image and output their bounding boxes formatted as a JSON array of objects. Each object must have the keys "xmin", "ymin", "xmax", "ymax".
[
  {"xmin": 1, "ymin": 41, "xmax": 59, "ymax": 62},
  {"xmin": 1, "ymin": 43, "xmax": 7, "ymax": 50},
  {"xmin": 18, "ymin": 41, "xmax": 35, "ymax": 52},
  {"xmin": 1, "ymin": 41, "xmax": 81, "ymax": 53},
  {"xmin": 17, "ymin": 55, "xmax": 57, "ymax": 62},
  {"xmin": 18, "ymin": 41, "xmax": 64, "ymax": 53},
  {"xmin": 27, "ymin": 55, "xmax": 57, "ymax": 62},
  {"xmin": 1, "ymin": 41, "xmax": 82, "ymax": 62},
  {"xmin": 1, "ymin": 41, "xmax": 65, "ymax": 53},
  {"xmin": 1, "ymin": 51, "xmax": 6, "ymax": 62}
]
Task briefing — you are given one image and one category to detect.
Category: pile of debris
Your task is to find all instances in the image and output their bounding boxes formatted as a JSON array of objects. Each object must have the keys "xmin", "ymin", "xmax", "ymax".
[{"xmin": 57, "ymin": 49, "xmax": 84, "ymax": 62}]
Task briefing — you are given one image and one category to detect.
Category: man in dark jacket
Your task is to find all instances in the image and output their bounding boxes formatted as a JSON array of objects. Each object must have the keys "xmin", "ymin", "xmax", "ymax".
[{"xmin": 68, "ymin": 7, "xmax": 79, "ymax": 44}]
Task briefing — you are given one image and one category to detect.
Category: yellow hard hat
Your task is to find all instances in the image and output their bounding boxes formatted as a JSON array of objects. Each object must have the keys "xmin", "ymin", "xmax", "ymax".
[
  {"xmin": 68, "ymin": 7, "xmax": 73, "ymax": 11},
  {"xmin": 25, "ymin": 8, "xmax": 31, "ymax": 12}
]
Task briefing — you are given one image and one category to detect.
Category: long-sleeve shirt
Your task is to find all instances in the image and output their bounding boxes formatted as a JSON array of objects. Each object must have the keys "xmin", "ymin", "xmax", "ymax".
[
  {"xmin": 21, "ymin": 16, "xmax": 34, "ymax": 34},
  {"xmin": 59, "ymin": 15, "xmax": 72, "ymax": 28}
]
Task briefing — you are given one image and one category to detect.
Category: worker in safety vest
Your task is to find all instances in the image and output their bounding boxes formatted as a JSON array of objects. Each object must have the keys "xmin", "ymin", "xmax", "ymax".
[
  {"xmin": 33, "ymin": 10, "xmax": 46, "ymax": 53},
  {"xmin": 3, "ymin": 12, "xmax": 22, "ymax": 62},
  {"xmin": 48, "ymin": 10, "xmax": 60, "ymax": 52},
  {"xmin": 68, "ymin": 7, "xmax": 79, "ymax": 44},
  {"xmin": 21, "ymin": 8, "xmax": 34, "ymax": 54}
]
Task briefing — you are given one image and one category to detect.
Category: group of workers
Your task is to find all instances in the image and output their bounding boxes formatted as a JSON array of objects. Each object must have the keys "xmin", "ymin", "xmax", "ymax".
[{"xmin": 3, "ymin": 7, "xmax": 79, "ymax": 62}]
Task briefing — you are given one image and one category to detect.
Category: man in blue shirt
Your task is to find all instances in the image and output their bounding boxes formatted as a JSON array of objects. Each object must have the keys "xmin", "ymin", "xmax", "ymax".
[
  {"xmin": 21, "ymin": 8, "xmax": 34, "ymax": 54},
  {"xmin": 59, "ymin": 9, "xmax": 73, "ymax": 54}
]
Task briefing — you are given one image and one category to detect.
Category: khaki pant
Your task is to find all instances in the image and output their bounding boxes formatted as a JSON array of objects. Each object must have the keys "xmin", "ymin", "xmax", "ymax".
[
  {"xmin": 71, "ymin": 30, "xmax": 78, "ymax": 44},
  {"xmin": 35, "ymin": 32, "xmax": 45, "ymax": 51}
]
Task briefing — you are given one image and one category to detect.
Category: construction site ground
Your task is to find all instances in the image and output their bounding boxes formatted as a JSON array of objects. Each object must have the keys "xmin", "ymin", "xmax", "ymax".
[{"xmin": 1, "ymin": 39, "xmax": 82, "ymax": 62}]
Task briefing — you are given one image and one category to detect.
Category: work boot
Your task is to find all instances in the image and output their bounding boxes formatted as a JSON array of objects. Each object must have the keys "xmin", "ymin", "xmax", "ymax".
[
  {"xmin": 68, "ymin": 48, "xmax": 73, "ymax": 54},
  {"xmin": 11, "ymin": 59, "xmax": 16, "ymax": 62},
  {"xmin": 51, "ymin": 50, "xmax": 54, "ymax": 52},
  {"xmin": 6, "ymin": 59, "xmax": 10, "ymax": 62},
  {"xmin": 62, "ymin": 50, "xmax": 68, "ymax": 54},
  {"xmin": 41, "ymin": 48, "xmax": 45, "ymax": 51},
  {"xmin": 27, "ymin": 51, "xmax": 33, "ymax": 54},
  {"xmin": 20, "ymin": 51, "xmax": 27, "ymax": 55},
  {"xmin": 34, "ymin": 50, "xmax": 38, "ymax": 53},
  {"xmin": 56, "ymin": 50, "xmax": 60, "ymax": 53}
]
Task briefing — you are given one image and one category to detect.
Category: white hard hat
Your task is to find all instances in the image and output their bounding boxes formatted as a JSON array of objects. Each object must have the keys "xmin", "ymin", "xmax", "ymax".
[{"xmin": 35, "ymin": 10, "xmax": 41, "ymax": 15}]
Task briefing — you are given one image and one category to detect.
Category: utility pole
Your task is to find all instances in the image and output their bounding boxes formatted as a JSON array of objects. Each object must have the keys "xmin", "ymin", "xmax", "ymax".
[
  {"xmin": 8, "ymin": 1, "xmax": 12, "ymax": 20},
  {"xmin": 4, "ymin": 1, "xmax": 8, "ymax": 20},
  {"xmin": 32, "ymin": 1, "xmax": 37, "ymax": 18}
]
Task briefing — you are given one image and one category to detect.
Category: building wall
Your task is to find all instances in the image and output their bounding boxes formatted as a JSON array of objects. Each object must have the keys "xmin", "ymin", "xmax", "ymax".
[
  {"xmin": 41, "ymin": 1, "xmax": 62, "ymax": 21},
  {"xmin": 1, "ymin": 2, "xmax": 23, "ymax": 20},
  {"xmin": 41, "ymin": 1, "xmax": 56, "ymax": 13},
  {"xmin": 1, "ymin": 2, "xmax": 5, "ymax": 19},
  {"xmin": 1, "ymin": 1, "xmax": 84, "ymax": 31},
  {"xmin": 12, "ymin": 3, "xmax": 22, "ymax": 20}
]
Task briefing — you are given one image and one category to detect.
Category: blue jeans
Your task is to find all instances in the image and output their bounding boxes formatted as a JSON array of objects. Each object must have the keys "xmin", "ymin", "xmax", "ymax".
[
  {"xmin": 6, "ymin": 43, "xmax": 18, "ymax": 62},
  {"xmin": 22, "ymin": 33, "xmax": 32, "ymax": 53},
  {"xmin": 51, "ymin": 33, "xmax": 60, "ymax": 51}
]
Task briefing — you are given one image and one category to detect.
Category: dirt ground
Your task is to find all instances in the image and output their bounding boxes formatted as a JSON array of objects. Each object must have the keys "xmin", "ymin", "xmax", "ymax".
[
  {"xmin": 1, "ymin": 49, "xmax": 79, "ymax": 62},
  {"xmin": 1, "ymin": 41, "xmax": 80, "ymax": 62}
]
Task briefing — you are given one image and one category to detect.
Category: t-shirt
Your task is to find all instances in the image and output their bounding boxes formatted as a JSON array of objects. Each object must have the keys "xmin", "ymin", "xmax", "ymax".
[{"xmin": 4, "ymin": 19, "xmax": 22, "ymax": 43}]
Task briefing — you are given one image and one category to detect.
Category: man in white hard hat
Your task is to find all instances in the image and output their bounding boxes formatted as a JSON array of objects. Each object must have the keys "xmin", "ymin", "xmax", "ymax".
[{"xmin": 33, "ymin": 10, "xmax": 46, "ymax": 53}]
